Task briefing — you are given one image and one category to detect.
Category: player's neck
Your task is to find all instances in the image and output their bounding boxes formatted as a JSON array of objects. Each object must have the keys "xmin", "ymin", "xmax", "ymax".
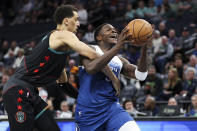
[
  {"xmin": 56, "ymin": 24, "xmax": 68, "ymax": 31},
  {"xmin": 99, "ymin": 42, "xmax": 113, "ymax": 53}
]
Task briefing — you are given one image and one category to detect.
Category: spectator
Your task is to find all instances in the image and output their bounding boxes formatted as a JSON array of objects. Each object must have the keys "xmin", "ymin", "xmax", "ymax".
[
  {"xmin": 139, "ymin": 96, "xmax": 158, "ymax": 116},
  {"xmin": 115, "ymin": 3, "xmax": 126, "ymax": 20},
  {"xmin": 161, "ymin": 68, "xmax": 182, "ymax": 100},
  {"xmin": 178, "ymin": 27, "xmax": 194, "ymax": 52},
  {"xmin": 22, "ymin": 0, "xmax": 33, "ymax": 13},
  {"xmin": 6, "ymin": 41, "xmax": 20, "ymax": 56},
  {"xmin": 3, "ymin": 50, "xmax": 15, "ymax": 67},
  {"xmin": 57, "ymin": 101, "xmax": 72, "ymax": 118},
  {"xmin": 168, "ymin": 97, "xmax": 178, "ymax": 106},
  {"xmin": 179, "ymin": 0, "xmax": 192, "ymax": 13},
  {"xmin": 184, "ymin": 55, "xmax": 197, "ymax": 75},
  {"xmin": 168, "ymin": 29, "xmax": 179, "ymax": 51},
  {"xmin": 143, "ymin": 65, "xmax": 163, "ymax": 100},
  {"xmin": 181, "ymin": 67, "xmax": 197, "ymax": 100},
  {"xmin": 67, "ymin": 59, "xmax": 76, "ymax": 73},
  {"xmin": 151, "ymin": 5, "xmax": 163, "ymax": 23},
  {"xmin": 162, "ymin": 3, "xmax": 176, "ymax": 21},
  {"xmin": 187, "ymin": 94, "xmax": 197, "ymax": 116},
  {"xmin": 145, "ymin": 0, "xmax": 157, "ymax": 19},
  {"xmin": 146, "ymin": 40, "xmax": 154, "ymax": 65},
  {"xmin": 0, "ymin": 62, "xmax": 4, "ymax": 79},
  {"xmin": 135, "ymin": 1, "xmax": 147, "ymax": 18},
  {"xmin": 154, "ymin": 36, "xmax": 174, "ymax": 73},
  {"xmin": 7, "ymin": 67, "xmax": 15, "ymax": 76},
  {"xmin": 170, "ymin": 0, "xmax": 182, "ymax": 14},
  {"xmin": 11, "ymin": 10, "xmax": 26, "ymax": 25},
  {"xmin": 123, "ymin": 100, "xmax": 141, "ymax": 117},
  {"xmin": 77, "ymin": 3, "xmax": 88, "ymax": 28},
  {"xmin": 125, "ymin": 4, "xmax": 135, "ymax": 20},
  {"xmin": 68, "ymin": 73, "xmax": 78, "ymax": 89},
  {"xmin": 158, "ymin": 22, "xmax": 168, "ymax": 36},
  {"xmin": 0, "ymin": 40, "xmax": 9, "ymax": 57},
  {"xmin": 174, "ymin": 57, "xmax": 184, "ymax": 79},
  {"xmin": 120, "ymin": 77, "xmax": 137, "ymax": 103},
  {"xmin": 0, "ymin": 74, "xmax": 9, "ymax": 89},
  {"xmin": 152, "ymin": 30, "xmax": 162, "ymax": 54},
  {"xmin": 82, "ymin": 24, "xmax": 94, "ymax": 44},
  {"xmin": 12, "ymin": 49, "xmax": 25, "ymax": 69},
  {"xmin": 159, "ymin": 97, "xmax": 181, "ymax": 116}
]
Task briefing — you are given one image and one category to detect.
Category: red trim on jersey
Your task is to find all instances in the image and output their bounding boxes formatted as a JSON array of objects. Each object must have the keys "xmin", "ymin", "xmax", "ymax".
[
  {"xmin": 24, "ymin": 57, "xmax": 29, "ymax": 73},
  {"xmin": 34, "ymin": 69, "xmax": 39, "ymax": 73},
  {"xmin": 18, "ymin": 89, "xmax": 24, "ymax": 95},
  {"xmin": 45, "ymin": 56, "xmax": 50, "ymax": 62},
  {"xmin": 17, "ymin": 105, "xmax": 22, "ymax": 110},
  {"xmin": 40, "ymin": 63, "xmax": 45, "ymax": 67},
  {"xmin": 17, "ymin": 97, "xmax": 22, "ymax": 103}
]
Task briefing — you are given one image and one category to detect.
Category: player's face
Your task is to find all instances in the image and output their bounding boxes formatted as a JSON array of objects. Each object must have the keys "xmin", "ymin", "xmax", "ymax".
[
  {"xmin": 67, "ymin": 11, "xmax": 80, "ymax": 34},
  {"xmin": 100, "ymin": 24, "xmax": 118, "ymax": 44}
]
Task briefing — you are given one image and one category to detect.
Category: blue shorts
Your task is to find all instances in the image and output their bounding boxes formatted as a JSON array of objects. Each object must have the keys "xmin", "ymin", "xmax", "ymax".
[{"xmin": 75, "ymin": 102, "xmax": 133, "ymax": 131}]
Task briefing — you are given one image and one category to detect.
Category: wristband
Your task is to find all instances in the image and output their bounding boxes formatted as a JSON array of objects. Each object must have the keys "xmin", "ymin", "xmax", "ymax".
[{"xmin": 135, "ymin": 68, "xmax": 148, "ymax": 81}]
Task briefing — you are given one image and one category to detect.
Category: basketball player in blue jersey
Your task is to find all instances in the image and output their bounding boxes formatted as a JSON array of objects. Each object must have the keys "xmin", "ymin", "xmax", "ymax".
[
  {"xmin": 76, "ymin": 23, "xmax": 149, "ymax": 131},
  {"xmin": 2, "ymin": 5, "xmax": 124, "ymax": 131}
]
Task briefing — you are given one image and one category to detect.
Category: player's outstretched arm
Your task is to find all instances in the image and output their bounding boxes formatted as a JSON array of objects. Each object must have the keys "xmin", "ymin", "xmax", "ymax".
[
  {"xmin": 120, "ymin": 45, "xmax": 148, "ymax": 81},
  {"xmin": 58, "ymin": 30, "xmax": 99, "ymax": 60}
]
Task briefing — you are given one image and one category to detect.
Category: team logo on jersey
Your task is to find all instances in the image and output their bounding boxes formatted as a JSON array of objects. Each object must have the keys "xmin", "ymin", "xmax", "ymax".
[{"xmin": 15, "ymin": 111, "xmax": 26, "ymax": 123}]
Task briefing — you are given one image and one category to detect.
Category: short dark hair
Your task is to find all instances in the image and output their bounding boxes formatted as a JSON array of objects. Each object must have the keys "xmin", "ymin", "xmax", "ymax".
[
  {"xmin": 94, "ymin": 23, "xmax": 108, "ymax": 42},
  {"xmin": 123, "ymin": 99, "xmax": 133, "ymax": 110},
  {"xmin": 53, "ymin": 5, "xmax": 78, "ymax": 24}
]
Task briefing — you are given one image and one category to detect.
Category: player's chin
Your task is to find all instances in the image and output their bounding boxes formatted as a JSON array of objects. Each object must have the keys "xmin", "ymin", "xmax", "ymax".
[
  {"xmin": 108, "ymin": 38, "xmax": 117, "ymax": 44},
  {"xmin": 73, "ymin": 28, "xmax": 78, "ymax": 34}
]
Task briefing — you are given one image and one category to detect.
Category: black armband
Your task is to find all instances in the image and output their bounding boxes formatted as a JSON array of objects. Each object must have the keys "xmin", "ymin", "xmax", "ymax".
[{"xmin": 58, "ymin": 82, "xmax": 78, "ymax": 99}]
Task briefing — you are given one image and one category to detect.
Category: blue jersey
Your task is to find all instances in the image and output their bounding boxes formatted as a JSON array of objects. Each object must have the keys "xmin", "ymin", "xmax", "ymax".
[
  {"xmin": 77, "ymin": 45, "xmax": 123, "ymax": 107},
  {"xmin": 76, "ymin": 45, "xmax": 123, "ymax": 126}
]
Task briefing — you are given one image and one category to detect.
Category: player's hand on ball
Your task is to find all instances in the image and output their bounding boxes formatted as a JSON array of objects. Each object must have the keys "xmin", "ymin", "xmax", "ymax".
[{"xmin": 117, "ymin": 27, "xmax": 133, "ymax": 47}]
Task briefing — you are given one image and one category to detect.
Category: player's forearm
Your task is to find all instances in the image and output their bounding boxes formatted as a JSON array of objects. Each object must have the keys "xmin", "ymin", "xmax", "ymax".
[
  {"xmin": 85, "ymin": 46, "xmax": 120, "ymax": 74},
  {"xmin": 76, "ymin": 42, "xmax": 100, "ymax": 60},
  {"xmin": 57, "ymin": 69, "xmax": 68, "ymax": 83},
  {"xmin": 137, "ymin": 45, "xmax": 148, "ymax": 72},
  {"xmin": 58, "ymin": 83, "xmax": 78, "ymax": 99},
  {"xmin": 101, "ymin": 66, "xmax": 117, "ymax": 82}
]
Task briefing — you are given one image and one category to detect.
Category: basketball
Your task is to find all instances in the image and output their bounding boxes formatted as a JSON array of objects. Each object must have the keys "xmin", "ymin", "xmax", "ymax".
[{"xmin": 127, "ymin": 19, "xmax": 153, "ymax": 46}]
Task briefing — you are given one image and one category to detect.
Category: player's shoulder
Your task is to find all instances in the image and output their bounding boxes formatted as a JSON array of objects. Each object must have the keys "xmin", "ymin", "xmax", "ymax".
[{"xmin": 51, "ymin": 30, "xmax": 76, "ymax": 39}]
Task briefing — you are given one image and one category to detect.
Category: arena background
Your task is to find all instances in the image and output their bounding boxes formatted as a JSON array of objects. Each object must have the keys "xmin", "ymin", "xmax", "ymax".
[{"xmin": 0, "ymin": 0, "xmax": 197, "ymax": 131}]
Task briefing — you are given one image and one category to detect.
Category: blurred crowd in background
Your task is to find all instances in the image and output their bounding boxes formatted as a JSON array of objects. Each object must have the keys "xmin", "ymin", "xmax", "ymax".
[{"xmin": 0, "ymin": 0, "xmax": 197, "ymax": 118}]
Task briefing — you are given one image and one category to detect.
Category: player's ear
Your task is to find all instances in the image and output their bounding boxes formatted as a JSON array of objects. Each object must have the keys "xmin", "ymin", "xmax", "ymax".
[
  {"xmin": 96, "ymin": 35, "xmax": 102, "ymax": 41},
  {"xmin": 63, "ymin": 18, "xmax": 69, "ymax": 26}
]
